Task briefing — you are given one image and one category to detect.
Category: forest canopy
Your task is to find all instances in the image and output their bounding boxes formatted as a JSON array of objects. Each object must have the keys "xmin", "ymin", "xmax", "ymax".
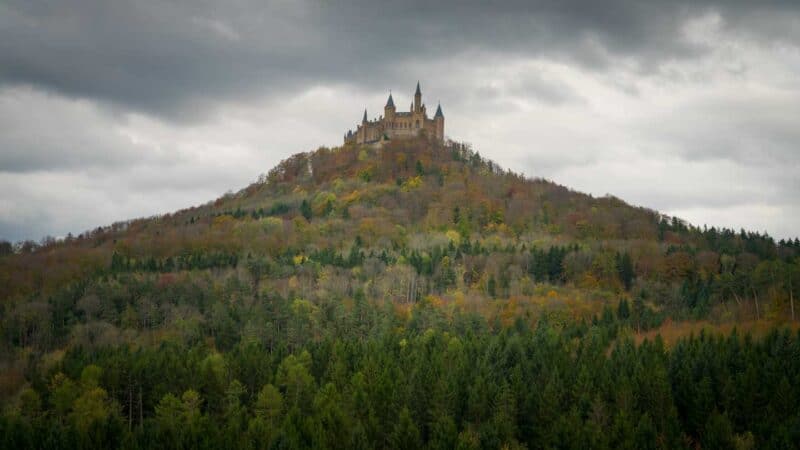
[{"xmin": 1, "ymin": 138, "xmax": 798, "ymax": 449}]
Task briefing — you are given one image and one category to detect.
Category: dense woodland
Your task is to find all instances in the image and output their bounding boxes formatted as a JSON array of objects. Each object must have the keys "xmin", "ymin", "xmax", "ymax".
[{"xmin": 1, "ymin": 138, "xmax": 799, "ymax": 449}]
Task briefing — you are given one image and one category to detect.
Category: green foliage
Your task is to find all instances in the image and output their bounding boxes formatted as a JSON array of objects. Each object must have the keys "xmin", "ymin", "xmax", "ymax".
[
  {"xmin": 617, "ymin": 298, "xmax": 631, "ymax": 320},
  {"xmin": 617, "ymin": 252, "xmax": 635, "ymax": 290},
  {"xmin": 300, "ymin": 199, "xmax": 313, "ymax": 221},
  {"xmin": 1, "ymin": 312, "xmax": 800, "ymax": 448}
]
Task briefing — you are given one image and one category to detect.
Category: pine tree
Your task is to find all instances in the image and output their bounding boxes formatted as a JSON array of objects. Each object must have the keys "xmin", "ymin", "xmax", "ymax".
[
  {"xmin": 617, "ymin": 298, "xmax": 631, "ymax": 320},
  {"xmin": 618, "ymin": 252, "xmax": 635, "ymax": 290},
  {"xmin": 389, "ymin": 408, "xmax": 422, "ymax": 450},
  {"xmin": 300, "ymin": 199, "xmax": 312, "ymax": 221}
]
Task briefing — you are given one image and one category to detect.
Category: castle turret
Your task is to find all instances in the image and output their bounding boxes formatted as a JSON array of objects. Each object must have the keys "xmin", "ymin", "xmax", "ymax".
[
  {"xmin": 414, "ymin": 81, "xmax": 422, "ymax": 113},
  {"xmin": 357, "ymin": 109, "xmax": 368, "ymax": 143},
  {"xmin": 384, "ymin": 92, "xmax": 395, "ymax": 119},
  {"xmin": 434, "ymin": 103, "xmax": 444, "ymax": 141}
]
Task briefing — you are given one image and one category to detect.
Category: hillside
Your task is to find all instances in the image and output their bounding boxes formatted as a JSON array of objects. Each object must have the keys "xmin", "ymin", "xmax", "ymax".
[{"xmin": 1, "ymin": 137, "xmax": 799, "ymax": 448}]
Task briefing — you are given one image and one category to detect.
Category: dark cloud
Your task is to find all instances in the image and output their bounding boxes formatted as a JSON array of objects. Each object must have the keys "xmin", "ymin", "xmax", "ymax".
[{"xmin": 2, "ymin": 1, "xmax": 798, "ymax": 119}]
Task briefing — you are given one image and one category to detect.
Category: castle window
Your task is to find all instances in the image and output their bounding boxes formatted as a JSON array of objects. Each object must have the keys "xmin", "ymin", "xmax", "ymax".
[{"xmin": 415, "ymin": 120, "xmax": 420, "ymax": 128}]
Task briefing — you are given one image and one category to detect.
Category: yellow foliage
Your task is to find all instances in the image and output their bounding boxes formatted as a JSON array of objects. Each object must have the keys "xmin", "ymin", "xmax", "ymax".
[
  {"xmin": 358, "ymin": 218, "xmax": 378, "ymax": 237},
  {"xmin": 494, "ymin": 223, "xmax": 513, "ymax": 236},
  {"xmin": 452, "ymin": 291, "xmax": 466, "ymax": 308},
  {"xmin": 426, "ymin": 295, "xmax": 445, "ymax": 308},
  {"xmin": 212, "ymin": 215, "xmax": 235, "ymax": 229},
  {"xmin": 261, "ymin": 217, "xmax": 283, "ymax": 232},
  {"xmin": 342, "ymin": 190, "xmax": 361, "ymax": 204},
  {"xmin": 291, "ymin": 298, "xmax": 318, "ymax": 317},
  {"xmin": 292, "ymin": 254, "xmax": 306, "ymax": 265},
  {"xmin": 579, "ymin": 273, "xmax": 600, "ymax": 290},
  {"xmin": 401, "ymin": 176, "xmax": 423, "ymax": 191},
  {"xmin": 292, "ymin": 217, "xmax": 308, "ymax": 231},
  {"xmin": 445, "ymin": 229, "xmax": 461, "ymax": 246},
  {"xmin": 394, "ymin": 303, "xmax": 412, "ymax": 321},
  {"xmin": 313, "ymin": 191, "xmax": 336, "ymax": 207}
]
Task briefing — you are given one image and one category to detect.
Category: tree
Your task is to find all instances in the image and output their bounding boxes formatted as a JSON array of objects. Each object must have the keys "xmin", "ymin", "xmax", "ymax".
[
  {"xmin": 618, "ymin": 252, "xmax": 635, "ymax": 290},
  {"xmin": 248, "ymin": 384, "xmax": 284, "ymax": 449},
  {"xmin": 254, "ymin": 384, "xmax": 284, "ymax": 425},
  {"xmin": 632, "ymin": 291, "xmax": 646, "ymax": 333},
  {"xmin": 71, "ymin": 387, "xmax": 117, "ymax": 433},
  {"xmin": 246, "ymin": 256, "xmax": 271, "ymax": 296},
  {"xmin": 0, "ymin": 240, "xmax": 12, "ymax": 256},
  {"xmin": 275, "ymin": 351, "xmax": 315, "ymax": 411},
  {"xmin": 702, "ymin": 411, "xmax": 735, "ymax": 450},
  {"xmin": 488, "ymin": 275, "xmax": 497, "ymax": 298},
  {"xmin": 617, "ymin": 298, "xmax": 631, "ymax": 320},
  {"xmin": 50, "ymin": 373, "xmax": 79, "ymax": 419},
  {"xmin": 785, "ymin": 261, "xmax": 799, "ymax": 321},
  {"xmin": 633, "ymin": 413, "xmax": 657, "ymax": 450},
  {"xmin": 301, "ymin": 199, "xmax": 313, "ymax": 221},
  {"xmin": 389, "ymin": 407, "xmax": 422, "ymax": 450},
  {"xmin": 155, "ymin": 393, "xmax": 183, "ymax": 448}
]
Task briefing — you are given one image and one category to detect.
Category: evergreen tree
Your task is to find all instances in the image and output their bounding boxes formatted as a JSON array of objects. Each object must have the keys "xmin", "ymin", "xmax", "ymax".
[
  {"xmin": 300, "ymin": 199, "xmax": 313, "ymax": 221},
  {"xmin": 618, "ymin": 252, "xmax": 635, "ymax": 290}
]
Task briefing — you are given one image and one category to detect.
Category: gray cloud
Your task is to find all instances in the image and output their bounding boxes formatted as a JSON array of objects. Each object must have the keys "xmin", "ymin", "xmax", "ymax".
[{"xmin": 2, "ymin": 1, "xmax": 798, "ymax": 119}]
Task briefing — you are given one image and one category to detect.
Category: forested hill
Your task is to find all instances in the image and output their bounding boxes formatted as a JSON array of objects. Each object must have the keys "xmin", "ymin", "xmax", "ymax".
[{"xmin": 1, "ymin": 137, "xmax": 799, "ymax": 449}]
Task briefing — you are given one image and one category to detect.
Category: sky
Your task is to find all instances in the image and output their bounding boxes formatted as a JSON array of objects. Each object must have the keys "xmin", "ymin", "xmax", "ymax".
[{"xmin": 0, "ymin": 0, "xmax": 799, "ymax": 242}]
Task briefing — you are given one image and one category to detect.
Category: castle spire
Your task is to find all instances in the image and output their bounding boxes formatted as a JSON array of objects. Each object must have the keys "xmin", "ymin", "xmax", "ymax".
[
  {"xmin": 362, "ymin": 109, "xmax": 367, "ymax": 123},
  {"xmin": 414, "ymin": 81, "xmax": 422, "ymax": 112},
  {"xmin": 385, "ymin": 91, "xmax": 394, "ymax": 108},
  {"xmin": 434, "ymin": 102, "xmax": 443, "ymax": 118}
]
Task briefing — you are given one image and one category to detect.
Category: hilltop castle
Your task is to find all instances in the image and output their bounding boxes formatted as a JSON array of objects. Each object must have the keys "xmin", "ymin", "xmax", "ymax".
[{"xmin": 344, "ymin": 82, "xmax": 444, "ymax": 145}]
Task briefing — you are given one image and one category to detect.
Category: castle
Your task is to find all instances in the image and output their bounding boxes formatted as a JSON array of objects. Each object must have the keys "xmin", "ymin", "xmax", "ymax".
[{"xmin": 344, "ymin": 82, "xmax": 444, "ymax": 145}]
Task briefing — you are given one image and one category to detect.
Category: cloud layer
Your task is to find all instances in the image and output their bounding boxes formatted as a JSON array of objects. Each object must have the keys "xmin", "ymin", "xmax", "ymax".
[{"xmin": 1, "ymin": 0, "xmax": 798, "ymax": 241}]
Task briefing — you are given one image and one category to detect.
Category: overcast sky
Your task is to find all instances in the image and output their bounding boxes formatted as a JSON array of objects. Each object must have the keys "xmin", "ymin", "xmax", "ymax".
[{"xmin": 1, "ymin": 0, "xmax": 799, "ymax": 242}]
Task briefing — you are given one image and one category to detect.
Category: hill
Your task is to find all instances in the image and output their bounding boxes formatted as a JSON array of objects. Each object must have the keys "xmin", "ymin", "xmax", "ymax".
[{"xmin": 1, "ymin": 137, "xmax": 799, "ymax": 448}]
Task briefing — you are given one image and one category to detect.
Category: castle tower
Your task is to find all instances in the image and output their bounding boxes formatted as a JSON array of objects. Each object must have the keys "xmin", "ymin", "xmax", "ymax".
[
  {"xmin": 414, "ymin": 81, "xmax": 422, "ymax": 113},
  {"xmin": 384, "ymin": 92, "xmax": 395, "ymax": 120},
  {"xmin": 434, "ymin": 103, "xmax": 444, "ymax": 141},
  {"xmin": 358, "ymin": 109, "xmax": 368, "ymax": 143}
]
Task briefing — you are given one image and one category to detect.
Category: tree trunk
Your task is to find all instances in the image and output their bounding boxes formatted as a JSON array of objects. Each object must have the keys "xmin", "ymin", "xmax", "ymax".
[
  {"xmin": 790, "ymin": 279, "xmax": 795, "ymax": 322},
  {"xmin": 139, "ymin": 386, "xmax": 143, "ymax": 429},
  {"xmin": 752, "ymin": 288, "xmax": 760, "ymax": 321},
  {"xmin": 128, "ymin": 375, "xmax": 133, "ymax": 431}
]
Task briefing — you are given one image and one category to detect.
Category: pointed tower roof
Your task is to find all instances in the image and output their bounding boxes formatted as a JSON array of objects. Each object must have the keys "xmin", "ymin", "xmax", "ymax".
[
  {"xmin": 434, "ymin": 103, "xmax": 444, "ymax": 118},
  {"xmin": 385, "ymin": 92, "xmax": 394, "ymax": 108},
  {"xmin": 415, "ymin": 81, "xmax": 421, "ymax": 96},
  {"xmin": 362, "ymin": 109, "xmax": 367, "ymax": 122}
]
